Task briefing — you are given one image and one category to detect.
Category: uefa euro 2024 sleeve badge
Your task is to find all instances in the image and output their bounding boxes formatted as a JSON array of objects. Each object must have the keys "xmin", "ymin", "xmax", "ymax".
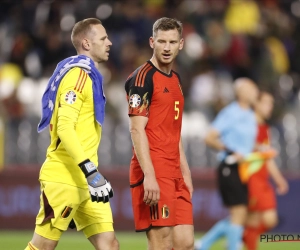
[
  {"xmin": 129, "ymin": 94, "xmax": 141, "ymax": 108},
  {"xmin": 65, "ymin": 90, "xmax": 77, "ymax": 104}
]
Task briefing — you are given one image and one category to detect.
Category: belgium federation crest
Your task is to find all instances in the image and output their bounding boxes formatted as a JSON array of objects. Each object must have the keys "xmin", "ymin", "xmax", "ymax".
[{"xmin": 162, "ymin": 204, "xmax": 170, "ymax": 219}]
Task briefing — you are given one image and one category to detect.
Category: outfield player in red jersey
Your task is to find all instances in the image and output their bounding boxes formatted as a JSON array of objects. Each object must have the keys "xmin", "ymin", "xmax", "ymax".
[
  {"xmin": 125, "ymin": 17, "xmax": 194, "ymax": 250},
  {"xmin": 243, "ymin": 91, "xmax": 289, "ymax": 250}
]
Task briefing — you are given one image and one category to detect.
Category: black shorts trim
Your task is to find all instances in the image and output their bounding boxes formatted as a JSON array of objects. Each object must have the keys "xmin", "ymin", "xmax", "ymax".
[
  {"xmin": 135, "ymin": 225, "xmax": 152, "ymax": 232},
  {"xmin": 135, "ymin": 224, "xmax": 175, "ymax": 233},
  {"xmin": 130, "ymin": 178, "xmax": 144, "ymax": 188}
]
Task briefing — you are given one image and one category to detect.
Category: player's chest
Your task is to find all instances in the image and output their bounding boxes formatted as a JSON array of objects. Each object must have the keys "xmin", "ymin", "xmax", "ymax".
[{"xmin": 151, "ymin": 77, "xmax": 184, "ymax": 105}]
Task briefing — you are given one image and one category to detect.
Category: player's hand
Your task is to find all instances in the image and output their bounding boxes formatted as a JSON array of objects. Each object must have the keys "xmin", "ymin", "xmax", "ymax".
[
  {"xmin": 143, "ymin": 173, "xmax": 160, "ymax": 206},
  {"xmin": 79, "ymin": 160, "xmax": 113, "ymax": 203},
  {"xmin": 266, "ymin": 147, "xmax": 278, "ymax": 155},
  {"xmin": 276, "ymin": 178, "xmax": 289, "ymax": 195},
  {"xmin": 183, "ymin": 173, "xmax": 193, "ymax": 199},
  {"xmin": 225, "ymin": 152, "xmax": 244, "ymax": 164},
  {"xmin": 257, "ymin": 145, "xmax": 278, "ymax": 154}
]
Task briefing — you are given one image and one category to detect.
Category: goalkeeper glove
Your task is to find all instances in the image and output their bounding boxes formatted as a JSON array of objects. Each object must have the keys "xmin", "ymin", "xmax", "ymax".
[{"xmin": 79, "ymin": 159, "xmax": 113, "ymax": 203}]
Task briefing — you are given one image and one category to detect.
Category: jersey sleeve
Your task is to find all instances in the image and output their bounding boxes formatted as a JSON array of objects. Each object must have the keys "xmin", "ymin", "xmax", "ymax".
[
  {"xmin": 211, "ymin": 106, "xmax": 233, "ymax": 134},
  {"xmin": 125, "ymin": 66, "xmax": 154, "ymax": 117},
  {"xmin": 57, "ymin": 67, "xmax": 92, "ymax": 164}
]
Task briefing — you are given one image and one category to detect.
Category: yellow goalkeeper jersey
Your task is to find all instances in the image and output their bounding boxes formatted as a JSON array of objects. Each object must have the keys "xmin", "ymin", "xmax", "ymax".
[{"xmin": 39, "ymin": 67, "xmax": 101, "ymax": 188}]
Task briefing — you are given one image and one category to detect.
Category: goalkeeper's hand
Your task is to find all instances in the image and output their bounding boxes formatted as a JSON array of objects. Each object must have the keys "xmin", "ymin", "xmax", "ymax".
[{"xmin": 79, "ymin": 159, "xmax": 113, "ymax": 203}]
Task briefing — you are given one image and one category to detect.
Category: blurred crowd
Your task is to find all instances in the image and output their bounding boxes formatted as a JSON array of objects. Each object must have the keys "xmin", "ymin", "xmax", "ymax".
[{"xmin": 1, "ymin": 0, "xmax": 300, "ymax": 170}]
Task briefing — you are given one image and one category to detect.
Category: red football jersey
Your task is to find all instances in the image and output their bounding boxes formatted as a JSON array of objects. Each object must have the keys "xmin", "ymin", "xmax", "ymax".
[
  {"xmin": 251, "ymin": 124, "xmax": 270, "ymax": 181},
  {"xmin": 248, "ymin": 123, "xmax": 277, "ymax": 211},
  {"xmin": 125, "ymin": 61, "xmax": 184, "ymax": 184}
]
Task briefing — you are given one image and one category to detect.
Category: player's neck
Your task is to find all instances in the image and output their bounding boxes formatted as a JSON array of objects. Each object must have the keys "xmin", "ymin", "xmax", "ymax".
[
  {"xmin": 150, "ymin": 57, "xmax": 172, "ymax": 75},
  {"xmin": 255, "ymin": 113, "xmax": 265, "ymax": 124},
  {"xmin": 93, "ymin": 61, "xmax": 100, "ymax": 70},
  {"xmin": 78, "ymin": 53, "xmax": 100, "ymax": 70},
  {"xmin": 237, "ymin": 100, "xmax": 250, "ymax": 110}
]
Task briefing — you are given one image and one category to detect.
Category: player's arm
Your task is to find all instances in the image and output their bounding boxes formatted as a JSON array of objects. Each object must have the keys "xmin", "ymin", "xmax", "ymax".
[
  {"xmin": 204, "ymin": 108, "xmax": 244, "ymax": 162},
  {"xmin": 267, "ymin": 159, "xmax": 289, "ymax": 195},
  {"xmin": 126, "ymin": 67, "xmax": 159, "ymax": 206},
  {"xmin": 129, "ymin": 116, "xmax": 160, "ymax": 206},
  {"xmin": 179, "ymin": 137, "xmax": 193, "ymax": 198},
  {"xmin": 57, "ymin": 68, "xmax": 112, "ymax": 203},
  {"xmin": 205, "ymin": 107, "xmax": 232, "ymax": 151},
  {"xmin": 57, "ymin": 69, "xmax": 89, "ymax": 163},
  {"xmin": 205, "ymin": 129, "xmax": 226, "ymax": 151}
]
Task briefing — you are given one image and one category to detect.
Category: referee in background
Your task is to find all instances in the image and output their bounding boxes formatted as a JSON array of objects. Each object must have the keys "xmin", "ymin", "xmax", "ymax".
[{"xmin": 195, "ymin": 78, "xmax": 259, "ymax": 250}]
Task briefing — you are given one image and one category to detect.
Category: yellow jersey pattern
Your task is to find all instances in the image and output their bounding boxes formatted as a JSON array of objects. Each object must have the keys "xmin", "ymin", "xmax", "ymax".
[{"xmin": 40, "ymin": 67, "xmax": 101, "ymax": 189}]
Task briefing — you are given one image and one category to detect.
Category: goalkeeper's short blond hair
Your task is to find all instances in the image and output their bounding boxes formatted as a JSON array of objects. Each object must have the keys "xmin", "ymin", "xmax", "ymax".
[{"xmin": 71, "ymin": 18, "xmax": 102, "ymax": 52}]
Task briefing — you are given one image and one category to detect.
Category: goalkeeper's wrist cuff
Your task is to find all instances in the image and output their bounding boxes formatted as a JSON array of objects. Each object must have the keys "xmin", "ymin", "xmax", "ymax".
[{"xmin": 78, "ymin": 159, "xmax": 97, "ymax": 177}]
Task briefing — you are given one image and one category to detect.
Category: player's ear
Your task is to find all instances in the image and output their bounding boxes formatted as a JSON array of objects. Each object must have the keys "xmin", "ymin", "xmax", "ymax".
[
  {"xmin": 149, "ymin": 37, "xmax": 154, "ymax": 49},
  {"xmin": 179, "ymin": 38, "xmax": 184, "ymax": 50},
  {"xmin": 82, "ymin": 38, "xmax": 90, "ymax": 51}
]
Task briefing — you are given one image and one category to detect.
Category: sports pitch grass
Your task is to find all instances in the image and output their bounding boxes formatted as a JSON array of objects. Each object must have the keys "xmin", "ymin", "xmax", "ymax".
[{"xmin": 0, "ymin": 231, "xmax": 299, "ymax": 250}]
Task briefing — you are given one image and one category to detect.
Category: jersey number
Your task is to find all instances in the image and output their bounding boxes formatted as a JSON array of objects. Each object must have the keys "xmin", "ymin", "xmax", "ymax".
[{"xmin": 174, "ymin": 101, "xmax": 180, "ymax": 120}]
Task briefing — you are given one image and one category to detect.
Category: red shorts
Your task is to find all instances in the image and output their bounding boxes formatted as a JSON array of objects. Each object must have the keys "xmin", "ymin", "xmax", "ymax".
[
  {"xmin": 130, "ymin": 177, "xmax": 193, "ymax": 231},
  {"xmin": 248, "ymin": 180, "xmax": 276, "ymax": 211}
]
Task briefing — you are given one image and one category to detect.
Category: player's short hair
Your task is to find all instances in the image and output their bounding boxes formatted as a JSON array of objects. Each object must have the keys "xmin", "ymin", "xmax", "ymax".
[
  {"xmin": 71, "ymin": 18, "xmax": 102, "ymax": 52},
  {"xmin": 258, "ymin": 90, "xmax": 273, "ymax": 101},
  {"xmin": 152, "ymin": 17, "xmax": 183, "ymax": 38}
]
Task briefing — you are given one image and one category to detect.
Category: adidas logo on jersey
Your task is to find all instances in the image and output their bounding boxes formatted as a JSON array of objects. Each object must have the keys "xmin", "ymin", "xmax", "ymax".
[{"xmin": 163, "ymin": 87, "xmax": 169, "ymax": 93}]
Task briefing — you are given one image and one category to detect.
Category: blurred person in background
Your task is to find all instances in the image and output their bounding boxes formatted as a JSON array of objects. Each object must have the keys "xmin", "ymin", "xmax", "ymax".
[
  {"xmin": 0, "ymin": 63, "xmax": 24, "ymax": 168},
  {"xmin": 0, "ymin": 63, "xmax": 24, "ymax": 119},
  {"xmin": 1, "ymin": 0, "xmax": 298, "ymax": 168},
  {"xmin": 195, "ymin": 78, "xmax": 259, "ymax": 250},
  {"xmin": 125, "ymin": 17, "xmax": 194, "ymax": 250},
  {"xmin": 243, "ymin": 91, "xmax": 289, "ymax": 250},
  {"xmin": 25, "ymin": 18, "xmax": 118, "ymax": 250}
]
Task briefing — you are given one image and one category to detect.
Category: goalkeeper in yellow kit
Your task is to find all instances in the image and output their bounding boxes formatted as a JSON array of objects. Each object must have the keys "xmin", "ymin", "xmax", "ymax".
[{"xmin": 25, "ymin": 18, "xmax": 119, "ymax": 250}]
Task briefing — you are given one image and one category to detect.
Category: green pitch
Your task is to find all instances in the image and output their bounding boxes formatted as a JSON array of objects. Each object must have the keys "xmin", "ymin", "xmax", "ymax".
[{"xmin": 0, "ymin": 231, "xmax": 299, "ymax": 250}]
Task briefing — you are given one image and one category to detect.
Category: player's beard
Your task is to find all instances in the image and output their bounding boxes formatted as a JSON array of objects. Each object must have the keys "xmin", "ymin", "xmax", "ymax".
[{"xmin": 95, "ymin": 51, "xmax": 109, "ymax": 63}]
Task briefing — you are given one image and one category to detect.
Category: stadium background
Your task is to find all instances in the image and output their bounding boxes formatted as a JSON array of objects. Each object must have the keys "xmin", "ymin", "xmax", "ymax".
[{"xmin": 0, "ymin": 0, "xmax": 300, "ymax": 249}]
